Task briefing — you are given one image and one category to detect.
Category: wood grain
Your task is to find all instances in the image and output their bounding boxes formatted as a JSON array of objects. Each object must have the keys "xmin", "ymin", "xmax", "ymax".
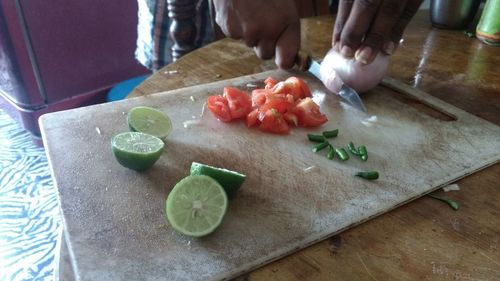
[{"xmin": 128, "ymin": 11, "xmax": 500, "ymax": 281}]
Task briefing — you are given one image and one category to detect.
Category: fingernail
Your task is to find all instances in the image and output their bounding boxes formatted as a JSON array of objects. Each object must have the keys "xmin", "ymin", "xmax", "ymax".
[
  {"xmin": 384, "ymin": 41, "xmax": 395, "ymax": 55},
  {"xmin": 355, "ymin": 46, "xmax": 372, "ymax": 64},
  {"xmin": 340, "ymin": 45, "xmax": 354, "ymax": 58}
]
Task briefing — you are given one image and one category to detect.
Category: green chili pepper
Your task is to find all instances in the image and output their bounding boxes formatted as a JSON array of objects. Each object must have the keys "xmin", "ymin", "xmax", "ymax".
[
  {"xmin": 313, "ymin": 141, "xmax": 329, "ymax": 152},
  {"xmin": 427, "ymin": 195, "xmax": 459, "ymax": 211},
  {"xmin": 308, "ymin": 134, "xmax": 326, "ymax": 143},
  {"xmin": 355, "ymin": 171, "xmax": 379, "ymax": 180},
  {"xmin": 322, "ymin": 129, "xmax": 339, "ymax": 138},
  {"xmin": 347, "ymin": 141, "xmax": 360, "ymax": 156},
  {"xmin": 358, "ymin": 145, "xmax": 368, "ymax": 161},
  {"xmin": 327, "ymin": 145, "xmax": 335, "ymax": 159},
  {"xmin": 335, "ymin": 148, "xmax": 349, "ymax": 161}
]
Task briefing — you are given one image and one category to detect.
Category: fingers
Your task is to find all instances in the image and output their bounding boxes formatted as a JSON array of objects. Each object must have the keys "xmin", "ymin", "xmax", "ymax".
[
  {"xmin": 275, "ymin": 21, "xmax": 301, "ymax": 69},
  {"xmin": 332, "ymin": 0, "xmax": 354, "ymax": 48},
  {"xmin": 214, "ymin": 3, "xmax": 242, "ymax": 39},
  {"xmin": 339, "ymin": 0, "xmax": 381, "ymax": 58},
  {"xmin": 334, "ymin": 0, "xmax": 422, "ymax": 64},
  {"xmin": 255, "ymin": 39, "xmax": 276, "ymax": 60},
  {"xmin": 355, "ymin": 0, "xmax": 406, "ymax": 63},
  {"xmin": 389, "ymin": 0, "xmax": 423, "ymax": 47},
  {"xmin": 241, "ymin": 23, "xmax": 259, "ymax": 47}
]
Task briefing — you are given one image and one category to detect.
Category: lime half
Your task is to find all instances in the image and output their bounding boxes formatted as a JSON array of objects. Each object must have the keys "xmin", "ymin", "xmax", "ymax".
[
  {"xmin": 190, "ymin": 162, "xmax": 246, "ymax": 199},
  {"xmin": 111, "ymin": 132, "xmax": 164, "ymax": 171},
  {"xmin": 127, "ymin": 106, "xmax": 172, "ymax": 139},
  {"xmin": 166, "ymin": 175, "xmax": 228, "ymax": 237}
]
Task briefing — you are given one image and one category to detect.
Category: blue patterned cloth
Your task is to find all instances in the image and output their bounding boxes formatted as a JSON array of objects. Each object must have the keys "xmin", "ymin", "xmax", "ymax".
[{"xmin": 0, "ymin": 109, "xmax": 61, "ymax": 281}]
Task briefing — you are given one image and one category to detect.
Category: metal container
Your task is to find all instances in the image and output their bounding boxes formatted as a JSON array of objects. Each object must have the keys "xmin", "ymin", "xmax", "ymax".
[
  {"xmin": 476, "ymin": 0, "xmax": 500, "ymax": 45},
  {"xmin": 430, "ymin": 0, "xmax": 481, "ymax": 29}
]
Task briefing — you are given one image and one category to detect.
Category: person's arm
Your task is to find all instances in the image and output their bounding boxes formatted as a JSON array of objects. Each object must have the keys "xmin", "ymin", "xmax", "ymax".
[
  {"xmin": 332, "ymin": 0, "xmax": 423, "ymax": 64},
  {"xmin": 212, "ymin": 0, "xmax": 301, "ymax": 69}
]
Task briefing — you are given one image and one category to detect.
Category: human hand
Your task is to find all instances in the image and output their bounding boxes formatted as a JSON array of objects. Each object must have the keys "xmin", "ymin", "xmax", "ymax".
[
  {"xmin": 213, "ymin": 0, "xmax": 300, "ymax": 69},
  {"xmin": 332, "ymin": 0, "xmax": 423, "ymax": 64}
]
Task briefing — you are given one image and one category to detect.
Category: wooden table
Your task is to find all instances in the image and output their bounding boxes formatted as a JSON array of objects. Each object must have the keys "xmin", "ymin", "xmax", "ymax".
[{"xmin": 129, "ymin": 11, "xmax": 500, "ymax": 281}]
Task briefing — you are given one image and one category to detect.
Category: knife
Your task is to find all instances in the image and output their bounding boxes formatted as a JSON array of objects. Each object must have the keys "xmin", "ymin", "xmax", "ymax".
[{"xmin": 296, "ymin": 51, "xmax": 367, "ymax": 113}]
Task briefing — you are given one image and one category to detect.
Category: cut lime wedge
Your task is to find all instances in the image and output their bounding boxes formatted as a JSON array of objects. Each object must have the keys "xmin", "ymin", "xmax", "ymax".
[
  {"xmin": 166, "ymin": 175, "xmax": 228, "ymax": 237},
  {"xmin": 190, "ymin": 162, "xmax": 246, "ymax": 199},
  {"xmin": 111, "ymin": 132, "xmax": 164, "ymax": 171},
  {"xmin": 127, "ymin": 106, "xmax": 172, "ymax": 139}
]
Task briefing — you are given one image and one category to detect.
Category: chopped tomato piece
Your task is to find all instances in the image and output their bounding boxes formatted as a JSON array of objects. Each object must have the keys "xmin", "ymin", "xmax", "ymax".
[
  {"xmin": 259, "ymin": 109, "xmax": 289, "ymax": 134},
  {"xmin": 264, "ymin": 77, "xmax": 278, "ymax": 89},
  {"xmin": 271, "ymin": 81, "xmax": 292, "ymax": 96},
  {"xmin": 208, "ymin": 76, "xmax": 327, "ymax": 133},
  {"xmin": 246, "ymin": 108, "xmax": 260, "ymax": 127},
  {"xmin": 251, "ymin": 89, "xmax": 269, "ymax": 107},
  {"xmin": 295, "ymin": 97, "xmax": 328, "ymax": 127},
  {"xmin": 207, "ymin": 95, "xmax": 232, "ymax": 122},
  {"xmin": 283, "ymin": 112, "xmax": 298, "ymax": 126},
  {"xmin": 271, "ymin": 81, "xmax": 301, "ymax": 101},
  {"xmin": 259, "ymin": 97, "xmax": 294, "ymax": 114},
  {"xmin": 285, "ymin": 77, "xmax": 311, "ymax": 98},
  {"xmin": 224, "ymin": 87, "xmax": 252, "ymax": 119}
]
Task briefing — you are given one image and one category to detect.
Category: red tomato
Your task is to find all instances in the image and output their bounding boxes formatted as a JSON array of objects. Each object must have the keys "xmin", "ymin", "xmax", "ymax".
[
  {"xmin": 209, "ymin": 76, "xmax": 327, "ymax": 134},
  {"xmin": 271, "ymin": 81, "xmax": 302, "ymax": 101},
  {"xmin": 259, "ymin": 97, "xmax": 294, "ymax": 114},
  {"xmin": 285, "ymin": 77, "xmax": 311, "ymax": 98},
  {"xmin": 207, "ymin": 95, "xmax": 232, "ymax": 122},
  {"xmin": 283, "ymin": 112, "xmax": 298, "ymax": 126},
  {"xmin": 295, "ymin": 97, "xmax": 328, "ymax": 127},
  {"xmin": 251, "ymin": 89, "xmax": 269, "ymax": 107},
  {"xmin": 271, "ymin": 81, "xmax": 292, "ymax": 96},
  {"xmin": 264, "ymin": 77, "xmax": 278, "ymax": 89},
  {"xmin": 246, "ymin": 108, "xmax": 260, "ymax": 127},
  {"xmin": 224, "ymin": 87, "xmax": 252, "ymax": 119},
  {"xmin": 259, "ymin": 109, "xmax": 289, "ymax": 134}
]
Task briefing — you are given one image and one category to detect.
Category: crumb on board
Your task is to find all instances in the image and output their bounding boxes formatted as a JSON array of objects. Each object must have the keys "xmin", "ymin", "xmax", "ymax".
[
  {"xmin": 164, "ymin": 70, "xmax": 179, "ymax": 75},
  {"xmin": 95, "ymin": 127, "xmax": 101, "ymax": 135},
  {"xmin": 443, "ymin": 184, "xmax": 460, "ymax": 192},
  {"xmin": 200, "ymin": 101, "xmax": 207, "ymax": 118},
  {"xmin": 190, "ymin": 96, "xmax": 196, "ymax": 102},
  {"xmin": 303, "ymin": 166, "xmax": 316, "ymax": 173},
  {"xmin": 183, "ymin": 119, "xmax": 201, "ymax": 128}
]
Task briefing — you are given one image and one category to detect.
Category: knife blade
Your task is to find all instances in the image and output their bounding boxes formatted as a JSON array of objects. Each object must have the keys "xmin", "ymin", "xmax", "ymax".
[{"xmin": 297, "ymin": 53, "xmax": 367, "ymax": 113}]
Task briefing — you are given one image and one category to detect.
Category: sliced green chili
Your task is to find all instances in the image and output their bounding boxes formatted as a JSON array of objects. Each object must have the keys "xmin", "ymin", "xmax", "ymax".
[
  {"xmin": 313, "ymin": 141, "xmax": 329, "ymax": 152},
  {"xmin": 355, "ymin": 171, "xmax": 379, "ymax": 180},
  {"xmin": 322, "ymin": 129, "xmax": 339, "ymax": 138},
  {"xmin": 308, "ymin": 134, "xmax": 326, "ymax": 143},
  {"xmin": 427, "ymin": 195, "xmax": 459, "ymax": 211},
  {"xmin": 347, "ymin": 141, "xmax": 360, "ymax": 156},
  {"xmin": 327, "ymin": 145, "xmax": 335, "ymax": 159},
  {"xmin": 358, "ymin": 145, "xmax": 368, "ymax": 161},
  {"xmin": 335, "ymin": 148, "xmax": 349, "ymax": 161}
]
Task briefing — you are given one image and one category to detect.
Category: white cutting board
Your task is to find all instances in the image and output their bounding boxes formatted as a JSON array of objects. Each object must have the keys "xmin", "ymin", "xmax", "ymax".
[{"xmin": 39, "ymin": 70, "xmax": 500, "ymax": 281}]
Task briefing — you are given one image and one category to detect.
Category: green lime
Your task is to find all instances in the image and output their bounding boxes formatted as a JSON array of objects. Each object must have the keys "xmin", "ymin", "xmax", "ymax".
[
  {"xmin": 166, "ymin": 175, "xmax": 228, "ymax": 237},
  {"xmin": 190, "ymin": 162, "xmax": 246, "ymax": 199},
  {"xmin": 127, "ymin": 106, "xmax": 172, "ymax": 139},
  {"xmin": 111, "ymin": 132, "xmax": 164, "ymax": 171}
]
